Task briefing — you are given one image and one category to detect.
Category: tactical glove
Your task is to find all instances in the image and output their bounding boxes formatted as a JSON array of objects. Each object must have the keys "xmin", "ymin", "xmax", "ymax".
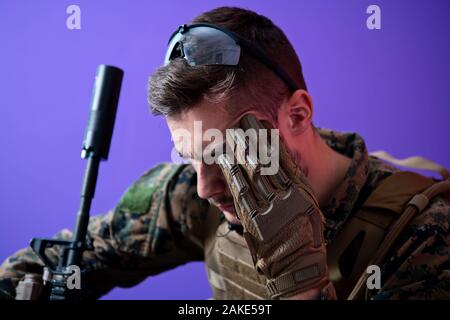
[{"xmin": 217, "ymin": 114, "xmax": 335, "ymax": 299}]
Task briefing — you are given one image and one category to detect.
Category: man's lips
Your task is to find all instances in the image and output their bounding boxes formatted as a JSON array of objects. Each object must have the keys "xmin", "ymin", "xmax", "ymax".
[{"xmin": 216, "ymin": 203, "xmax": 235, "ymax": 212}]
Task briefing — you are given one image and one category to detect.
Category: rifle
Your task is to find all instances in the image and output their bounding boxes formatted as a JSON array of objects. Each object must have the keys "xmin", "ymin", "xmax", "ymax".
[{"xmin": 15, "ymin": 65, "xmax": 123, "ymax": 300}]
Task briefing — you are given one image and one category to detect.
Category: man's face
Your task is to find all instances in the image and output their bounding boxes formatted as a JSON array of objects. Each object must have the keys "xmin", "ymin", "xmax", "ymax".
[{"xmin": 167, "ymin": 100, "xmax": 269, "ymax": 225}]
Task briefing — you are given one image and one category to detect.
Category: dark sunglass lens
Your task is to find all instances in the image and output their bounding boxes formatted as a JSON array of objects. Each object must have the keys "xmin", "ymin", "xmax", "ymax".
[{"xmin": 180, "ymin": 27, "xmax": 241, "ymax": 66}]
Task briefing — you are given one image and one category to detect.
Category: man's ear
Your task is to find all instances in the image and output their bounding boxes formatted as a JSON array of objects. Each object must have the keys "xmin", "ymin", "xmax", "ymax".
[{"xmin": 281, "ymin": 89, "xmax": 313, "ymax": 135}]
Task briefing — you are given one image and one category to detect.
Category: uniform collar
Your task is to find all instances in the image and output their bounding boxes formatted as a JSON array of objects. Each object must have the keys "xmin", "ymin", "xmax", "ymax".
[{"xmin": 316, "ymin": 128, "xmax": 370, "ymax": 241}]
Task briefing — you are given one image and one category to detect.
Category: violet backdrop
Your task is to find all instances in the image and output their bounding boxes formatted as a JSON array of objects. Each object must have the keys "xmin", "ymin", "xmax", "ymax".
[{"xmin": 0, "ymin": 0, "xmax": 449, "ymax": 299}]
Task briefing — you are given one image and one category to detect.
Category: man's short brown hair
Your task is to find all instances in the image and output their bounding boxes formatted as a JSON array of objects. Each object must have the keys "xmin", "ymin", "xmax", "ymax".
[{"xmin": 148, "ymin": 6, "xmax": 307, "ymax": 122}]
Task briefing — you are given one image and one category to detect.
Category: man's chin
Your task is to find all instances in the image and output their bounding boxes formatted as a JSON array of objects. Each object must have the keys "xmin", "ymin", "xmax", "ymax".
[
  {"xmin": 222, "ymin": 210, "xmax": 242, "ymax": 226},
  {"xmin": 212, "ymin": 201, "xmax": 241, "ymax": 225}
]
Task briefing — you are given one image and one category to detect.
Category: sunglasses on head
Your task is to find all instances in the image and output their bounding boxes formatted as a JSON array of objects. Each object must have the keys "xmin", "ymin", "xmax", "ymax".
[{"xmin": 164, "ymin": 23, "xmax": 299, "ymax": 92}]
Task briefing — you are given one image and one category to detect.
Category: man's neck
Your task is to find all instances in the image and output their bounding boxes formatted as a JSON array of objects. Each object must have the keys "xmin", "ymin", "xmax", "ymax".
[{"xmin": 305, "ymin": 132, "xmax": 352, "ymax": 208}]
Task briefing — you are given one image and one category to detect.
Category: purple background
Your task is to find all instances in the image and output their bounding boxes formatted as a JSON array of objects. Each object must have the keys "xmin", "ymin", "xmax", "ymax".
[{"xmin": 0, "ymin": 0, "xmax": 449, "ymax": 300}]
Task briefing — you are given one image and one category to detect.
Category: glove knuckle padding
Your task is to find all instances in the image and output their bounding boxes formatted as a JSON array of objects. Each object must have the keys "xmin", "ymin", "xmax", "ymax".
[{"xmin": 247, "ymin": 186, "xmax": 328, "ymax": 295}]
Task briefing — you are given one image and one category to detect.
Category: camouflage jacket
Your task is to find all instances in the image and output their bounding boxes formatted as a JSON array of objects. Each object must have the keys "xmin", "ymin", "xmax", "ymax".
[{"xmin": 1, "ymin": 129, "xmax": 449, "ymax": 299}]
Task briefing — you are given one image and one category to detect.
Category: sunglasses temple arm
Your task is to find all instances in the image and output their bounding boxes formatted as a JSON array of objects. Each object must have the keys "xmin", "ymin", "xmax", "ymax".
[{"xmin": 238, "ymin": 41, "xmax": 299, "ymax": 92}]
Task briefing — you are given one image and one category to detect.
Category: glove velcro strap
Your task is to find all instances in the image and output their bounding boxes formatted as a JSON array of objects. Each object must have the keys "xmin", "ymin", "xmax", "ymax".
[{"xmin": 266, "ymin": 252, "xmax": 328, "ymax": 298}]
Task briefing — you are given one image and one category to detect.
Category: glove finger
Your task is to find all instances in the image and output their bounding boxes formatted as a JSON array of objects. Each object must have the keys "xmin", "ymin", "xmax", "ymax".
[
  {"xmin": 241, "ymin": 114, "xmax": 317, "ymax": 202},
  {"xmin": 217, "ymin": 152, "xmax": 260, "ymax": 223},
  {"xmin": 240, "ymin": 114, "xmax": 294, "ymax": 192},
  {"xmin": 227, "ymin": 121, "xmax": 276, "ymax": 206}
]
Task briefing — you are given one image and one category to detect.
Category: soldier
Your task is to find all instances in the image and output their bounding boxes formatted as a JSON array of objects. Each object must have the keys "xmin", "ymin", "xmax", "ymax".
[{"xmin": 1, "ymin": 7, "xmax": 449, "ymax": 300}]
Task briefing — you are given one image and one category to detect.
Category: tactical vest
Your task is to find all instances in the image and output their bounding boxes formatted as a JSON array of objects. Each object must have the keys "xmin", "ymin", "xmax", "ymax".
[{"xmin": 203, "ymin": 170, "xmax": 450, "ymax": 300}]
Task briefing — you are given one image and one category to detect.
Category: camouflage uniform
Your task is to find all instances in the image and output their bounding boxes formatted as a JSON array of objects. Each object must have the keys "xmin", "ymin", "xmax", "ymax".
[{"xmin": 1, "ymin": 129, "xmax": 449, "ymax": 299}]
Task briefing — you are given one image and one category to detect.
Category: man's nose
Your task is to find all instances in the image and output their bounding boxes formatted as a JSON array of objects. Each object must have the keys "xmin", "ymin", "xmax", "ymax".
[{"xmin": 196, "ymin": 164, "xmax": 226, "ymax": 200}]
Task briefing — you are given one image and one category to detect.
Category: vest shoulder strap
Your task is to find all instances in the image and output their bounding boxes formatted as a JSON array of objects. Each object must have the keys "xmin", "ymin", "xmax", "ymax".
[
  {"xmin": 328, "ymin": 171, "xmax": 436, "ymax": 299},
  {"xmin": 362, "ymin": 171, "xmax": 435, "ymax": 213}
]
